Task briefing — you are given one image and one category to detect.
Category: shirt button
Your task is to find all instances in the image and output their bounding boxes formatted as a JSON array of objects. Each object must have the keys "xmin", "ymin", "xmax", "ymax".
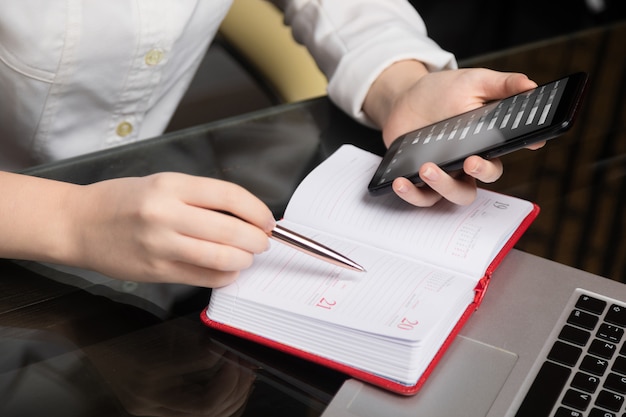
[
  {"xmin": 144, "ymin": 48, "xmax": 164, "ymax": 66},
  {"xmin": 116, "ymin": 121, "xmax": 133, "ymax": 137}
]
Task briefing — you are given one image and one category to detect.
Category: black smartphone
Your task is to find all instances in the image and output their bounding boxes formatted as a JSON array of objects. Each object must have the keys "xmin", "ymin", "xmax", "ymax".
[{"xmin": 368, "ymin": 72, "xmax": 588, "ymax": 195}]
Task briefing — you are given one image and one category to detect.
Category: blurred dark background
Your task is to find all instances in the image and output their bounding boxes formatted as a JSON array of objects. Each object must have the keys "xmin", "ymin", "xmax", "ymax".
[{"xmin": 410, "ymin": 0, "xmax": 626, "ymax": 60}]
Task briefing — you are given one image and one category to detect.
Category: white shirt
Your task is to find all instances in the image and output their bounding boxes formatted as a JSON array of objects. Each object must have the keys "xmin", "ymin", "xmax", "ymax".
[{"xmin": 0, "ymin": 0, "xmax": 456, "ymax": 171}]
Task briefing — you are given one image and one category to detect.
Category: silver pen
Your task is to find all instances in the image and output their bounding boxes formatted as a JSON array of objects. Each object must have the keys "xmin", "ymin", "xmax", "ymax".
[{"xmin": 270, "ymin": 224, "xmax": 366, "ymax": 272}]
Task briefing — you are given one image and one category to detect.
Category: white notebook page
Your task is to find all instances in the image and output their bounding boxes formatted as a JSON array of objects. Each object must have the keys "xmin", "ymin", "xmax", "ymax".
[
  {"xmin": 283, "ymin": 145, "xmax": 534, "ymax": 277},
  {"xmin": 209, "ymin": 232, "xmax": 476, "ymax": 342}
]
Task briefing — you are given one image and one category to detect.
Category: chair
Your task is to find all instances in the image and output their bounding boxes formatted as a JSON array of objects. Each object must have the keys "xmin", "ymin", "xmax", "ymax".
[{"xmin": 218, "ymin": 0, "xmax": 328, "ymax": 104}]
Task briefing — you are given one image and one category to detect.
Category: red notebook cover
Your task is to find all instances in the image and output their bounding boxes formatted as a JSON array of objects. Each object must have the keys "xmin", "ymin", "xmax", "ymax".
[{"xmin": 201, "ymin": 203, "xmax": 539, "ymax": 396}]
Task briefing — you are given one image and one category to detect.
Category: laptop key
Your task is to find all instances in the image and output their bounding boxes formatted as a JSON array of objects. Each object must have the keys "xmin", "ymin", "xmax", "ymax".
[
  {"xmin": 589, "ymin": 339, "xmax": 617, "ymax": 359},
  {"xmin": 576, "ymin": 295, "xmax": 607, "ymax": 315},
  {"xmin": 571, "ymin": 372, "xmax": 600, "ymax": 393},
  {"xmin": 588, "ymin": 408, "xmax": 616, "ymax": 417},
  {"xmin": 597, "ymin": 323, "xmax": 624, "ymax": 344},
  {"xmin": 568, "ymin": 309, "xmax": 600, "ymax": 330},
  {"xmin": 562, "ymin": 389, "xmax": 592, "ymax": 411},
  {"xmin": 595, "ymin": 389, "xmax": 624, "ymax": 411},
  {"xmin": 555, "ymin": 407, "xmax": 583, "ymax": 416},
  {"xmin": 605, "ymin": 304, "xmax": 626, "ymax": 327},
  {"xmin": 580, "ymin": 355, "xmax": 609, "ymax": 376},
  {"xmin": 559, "ymin": 325, "xmax": 591, "ymax": 346},
  {"xmin": 604, "ymin": 373, "xmax": 626, "ymax": 394},
  {"xmin": 514, "ymin": 361, "xmax": 571, "ymax": 417},
  {"xmin": 549, "ymin": 341, "xmax": 583, "ymax": 366},
  {"xmin": 612, "ymin": 355, "xmax": 626, "ymax": 374}
]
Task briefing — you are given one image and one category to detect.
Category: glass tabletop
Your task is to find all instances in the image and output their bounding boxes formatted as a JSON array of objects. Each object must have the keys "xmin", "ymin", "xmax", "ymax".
[{"xmin": 1, "ymin": 21, "xmax": 625, "ymax": 416}]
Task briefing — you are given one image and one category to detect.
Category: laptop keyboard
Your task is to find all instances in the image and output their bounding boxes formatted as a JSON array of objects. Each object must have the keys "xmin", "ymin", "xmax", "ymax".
[{"xmin": 516, "ymin": 289, "xmax": 626, "ymax": 417}]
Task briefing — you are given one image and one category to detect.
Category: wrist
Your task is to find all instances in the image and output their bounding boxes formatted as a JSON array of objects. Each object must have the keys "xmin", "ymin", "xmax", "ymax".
[
  {"xmin": 54, "ymin": 182, "xmax": 89, "ymax": 267},
  {"xmin": 362, "ymin": 59, "xmax": 429, "ymax": 132},
  {"xmin": 0, "ymin": 172, "xmax": 83, "ymax": 265},
  {"xmin": 32, "ymin": 180, "xmax": 85, "ymax": 267}
]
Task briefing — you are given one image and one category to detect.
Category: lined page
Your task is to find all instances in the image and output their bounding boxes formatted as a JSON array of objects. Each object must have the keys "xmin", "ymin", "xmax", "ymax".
[
  {"xmin": 209, "ymin": 229, "xmax": 476, "ymax": 342},
  {"xmin": 283, "ymin": 145, "xmax": 534, "ymax": 278}
]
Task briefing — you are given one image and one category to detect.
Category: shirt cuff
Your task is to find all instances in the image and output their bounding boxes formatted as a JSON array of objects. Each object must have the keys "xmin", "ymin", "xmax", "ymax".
[{"xmin": 327, "ymin": 32, "xmax": 457, "ymax": 128}]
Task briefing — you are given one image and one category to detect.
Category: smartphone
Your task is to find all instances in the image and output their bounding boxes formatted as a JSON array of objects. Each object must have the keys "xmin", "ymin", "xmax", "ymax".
[{"xmin": 368, "ymin": 72, "xmax": 588, "ymax": 195}]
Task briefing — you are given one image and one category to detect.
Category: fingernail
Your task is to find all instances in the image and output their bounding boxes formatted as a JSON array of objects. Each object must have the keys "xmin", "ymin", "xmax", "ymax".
[
  {"xmin": 422, "ymin": 166, "xmax": 438, "ymax": 182},
  {"xmin": 394, "ymin": 182, "xmax": 408, "ymax": 194},
  {"xmin": 468, "ymin": 161, "xmax": 481, "ymax": 175}
]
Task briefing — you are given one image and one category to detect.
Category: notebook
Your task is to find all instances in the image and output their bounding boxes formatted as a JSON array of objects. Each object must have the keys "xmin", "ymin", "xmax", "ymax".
[
  {"xmin": 202, "ymin": 145, "xmax": 538, "ymax": 395},
  {"xmin": 320, "ymin": 249, "xmax": 626, "ymax": 416}
]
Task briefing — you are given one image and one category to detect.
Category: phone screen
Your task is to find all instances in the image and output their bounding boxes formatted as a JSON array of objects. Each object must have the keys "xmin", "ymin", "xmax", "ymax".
[{"xmin": 368, "ymin": 72, "xmax": 588, "ymax": 195}]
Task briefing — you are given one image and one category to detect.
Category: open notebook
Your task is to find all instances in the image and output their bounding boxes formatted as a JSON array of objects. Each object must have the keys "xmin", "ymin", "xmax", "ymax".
[{"xmin": 202, "ymin": 145, "xmax": 538, "ymax": 394}]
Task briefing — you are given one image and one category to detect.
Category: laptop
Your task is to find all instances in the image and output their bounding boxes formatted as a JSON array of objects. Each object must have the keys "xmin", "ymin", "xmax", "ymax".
[{"xmin": 321, "ymin": 249, "xmax": 626, "ymax": 417}]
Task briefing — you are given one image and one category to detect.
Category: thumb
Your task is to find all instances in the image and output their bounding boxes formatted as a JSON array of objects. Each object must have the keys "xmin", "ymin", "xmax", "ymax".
[{"xmin": 481, "ymin": 72, "xmax": 538, "ymax": 101}]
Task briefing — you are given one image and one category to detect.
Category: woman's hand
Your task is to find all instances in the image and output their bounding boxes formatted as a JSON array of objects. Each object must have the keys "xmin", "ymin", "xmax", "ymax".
[
  {"xmin": 364, "ymin": 63, "xmax": 540, "ymax": 206},
  {"xmin": 65, "ymin": 173, "xmax": 276, "ymax": 287}
]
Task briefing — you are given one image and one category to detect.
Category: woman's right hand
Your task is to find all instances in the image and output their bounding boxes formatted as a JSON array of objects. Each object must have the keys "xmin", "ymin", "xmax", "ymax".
[{"xmin": 64, "ymin": 173, "xmax": 275, "ymax": 287}]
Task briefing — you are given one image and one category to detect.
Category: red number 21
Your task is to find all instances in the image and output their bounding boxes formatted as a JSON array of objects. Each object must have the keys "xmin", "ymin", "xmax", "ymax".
[{"xmin": 316, "ymin": 297, "xmax": 336, "ymax": 310}]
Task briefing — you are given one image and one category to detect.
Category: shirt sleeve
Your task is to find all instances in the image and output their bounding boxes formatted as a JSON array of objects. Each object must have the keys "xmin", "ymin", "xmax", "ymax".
[{"xmin": 271, "ymin": 0, "xmax": 458, "ymax": 127}]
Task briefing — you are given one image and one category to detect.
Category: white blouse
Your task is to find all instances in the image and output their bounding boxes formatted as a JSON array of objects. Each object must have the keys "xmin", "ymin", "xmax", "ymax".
[{"xmin": 0, "ymin": 0, "xmax": 455, "ymax": 170}]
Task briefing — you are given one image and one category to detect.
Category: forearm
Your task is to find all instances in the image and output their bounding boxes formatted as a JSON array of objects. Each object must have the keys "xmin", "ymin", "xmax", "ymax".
[{"xmin": 0, "ymin": 171, "xmax": 78, "ymax": 264}]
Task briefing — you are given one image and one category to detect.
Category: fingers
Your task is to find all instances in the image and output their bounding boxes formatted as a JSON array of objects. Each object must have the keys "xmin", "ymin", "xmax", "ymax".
[
  {"xmin": 149, "ymin": 173, "xmax": 276, "ymax": 233},
  {"xmin": 142, "ymin": 258, "xmax": 244, "ymax": 288},
  {"xmin": 171, "ymin": 207, "xmax": 271, "ymax": 256},
  {"xmin": 526, "ymin": 140, "xmax": 546, "ymax": 150},
  {"xmin": 463, "ymin": 156, "xmax": 503, "ymax": 184},
  {"xmin": 138, "ymin": 174, "xmax": 275, "ymax": 286},
  {"xmin": 392, "ymin": 166, "xmax": 477, "ymax": 207},
  {"xmin": 392, "ymin": 157, "xmax": 503, "ymax": 207}
]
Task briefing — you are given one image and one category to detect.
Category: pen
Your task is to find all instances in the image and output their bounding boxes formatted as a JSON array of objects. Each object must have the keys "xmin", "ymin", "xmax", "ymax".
[{"xmin": 270, "ymin": 224, "xmax": 366, "ymax": 272}]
